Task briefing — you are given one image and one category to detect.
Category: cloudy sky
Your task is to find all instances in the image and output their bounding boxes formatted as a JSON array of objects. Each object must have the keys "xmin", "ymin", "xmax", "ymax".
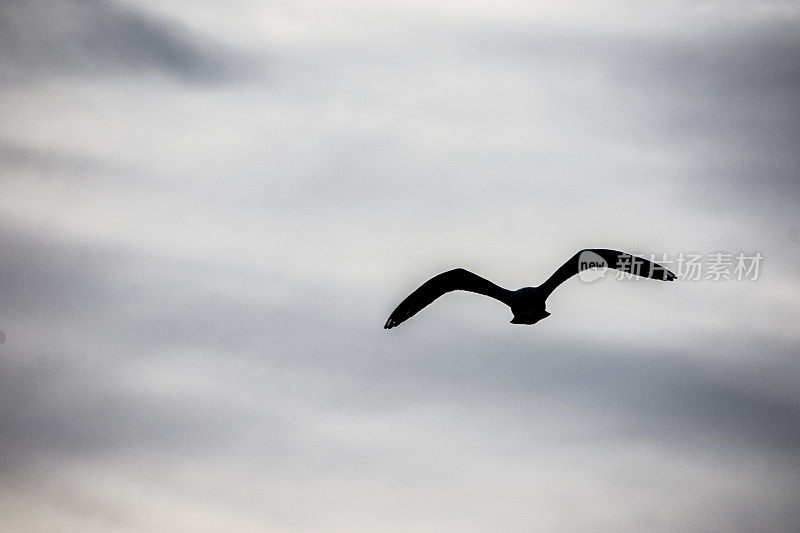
[{"xmin": 1, "ymin": 1, "xmax": 799, "ymax": 531}]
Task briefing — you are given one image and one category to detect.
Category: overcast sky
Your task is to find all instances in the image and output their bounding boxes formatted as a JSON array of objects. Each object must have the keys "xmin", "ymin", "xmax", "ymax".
[{"xmin": 1, "ymin": 1, "xmax": 799, "ymax": 531}]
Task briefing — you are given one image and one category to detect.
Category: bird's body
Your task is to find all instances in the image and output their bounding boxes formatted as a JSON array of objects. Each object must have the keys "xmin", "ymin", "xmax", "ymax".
[
  {"xmin": 384, "ymin": 248, "xmax": 676, "ymax": 329},
  {"xmin": 508, "ymin": 287, "xmax": 550, "ymax": 325}
]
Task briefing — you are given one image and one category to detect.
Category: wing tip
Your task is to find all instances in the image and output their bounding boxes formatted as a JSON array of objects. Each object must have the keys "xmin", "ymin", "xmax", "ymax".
[{"xmin": 384, "ymin": 318, "xmax": 397, "ymax": 329}]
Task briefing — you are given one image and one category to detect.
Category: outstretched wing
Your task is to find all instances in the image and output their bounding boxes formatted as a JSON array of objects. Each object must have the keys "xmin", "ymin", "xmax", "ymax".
[
  {"xmin": 538, "ymin": 248, "xmax": 676, "ymax": 299},
  {"xmin": 384, "ymin": 268, "xmax": 513, "ymax": 329}
]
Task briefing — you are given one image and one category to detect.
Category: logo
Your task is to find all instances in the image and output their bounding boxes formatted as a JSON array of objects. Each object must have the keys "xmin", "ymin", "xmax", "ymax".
[{"xmin": 577, "ymin": 250, "xmax": 608, "ymax": 283}]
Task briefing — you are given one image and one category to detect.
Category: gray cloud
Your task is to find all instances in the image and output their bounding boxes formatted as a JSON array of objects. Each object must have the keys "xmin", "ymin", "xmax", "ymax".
[
  {"xmin": 1, "ymin": 224, "xmax": 798, "ymax": 530},
  {"xmin": 1, "ymin": 1, "xmax": 799, "ymax": 531},
  {"xmin": 0, "ymin": 0, "xmax": 265, "ymax": 84},
  {"xmin": 471, "ymin": 22, "xmax": 800, "ymax": 208}
]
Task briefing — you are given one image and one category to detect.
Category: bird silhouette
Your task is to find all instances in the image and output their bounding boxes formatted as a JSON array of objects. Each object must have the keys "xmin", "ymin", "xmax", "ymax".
[{"xmin": 384, "ymin": 249, "xmax": 676, "ymax": 329}]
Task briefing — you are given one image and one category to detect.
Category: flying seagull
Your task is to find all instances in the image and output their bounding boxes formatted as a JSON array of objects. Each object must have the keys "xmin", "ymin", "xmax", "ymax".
[{"xmin": 384, "ymin": 249, "xmax": 676, "ymax": 329}]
